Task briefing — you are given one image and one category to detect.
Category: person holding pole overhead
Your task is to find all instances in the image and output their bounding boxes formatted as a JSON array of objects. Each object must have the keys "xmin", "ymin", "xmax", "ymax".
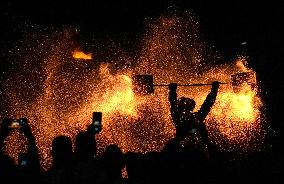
[{"xmin": 168, "ymin": 81, "xmax": 220, "ymax": 151}]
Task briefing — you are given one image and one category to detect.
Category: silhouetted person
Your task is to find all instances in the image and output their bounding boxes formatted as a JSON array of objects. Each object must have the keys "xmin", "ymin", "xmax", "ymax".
[
  {"xmin": 161, "ymin": 81, "xmax": 220, "ymax": 183},
  {"xmin": 73, "ymin": 125, "xmax": 103, "ymax": 184},
  {"xmin": 17, "ymin": 118, "xmax": 40, "ymax": 183},
  {"xmin": 143, "ymin": 151, "xmax": 161, "ymax": 184},
  {"xmin": 0, "ymin": 154, "xmax": 18, "ymax": 184},
  {"xmin": 125, "ymin": 151, "xmax": 161, "ymax": 184},
  {"xmin": 124, "ymin": 152, "xmax": 143, "ymax": 184},
  {"xmin": 0, "ymin": 118, "xmax": 18, "ymax": 184},
  {"xmin": 43, "ymin": 135, "xmax": 74, "ymax": 184},
  {"xmin": 168, "ymin": 81, "xmax": 220, "ymax": 148},
  {"xmin": 74, "ymin": 131, "xmax": 97, "ymax": 162},
  {"xmin": 101, "ymin": 144, "xmax": 126, "ymax": 184},
  {"xmin": 0, "ymin": 118, "xmax": 40, "ymax": 184}
]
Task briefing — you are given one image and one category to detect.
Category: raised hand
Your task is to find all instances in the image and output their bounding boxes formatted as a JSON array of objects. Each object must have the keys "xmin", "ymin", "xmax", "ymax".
[
  {"xmin": 212, "ymin": 81, "xmax": 220, "ymax": 89},
  {"xmin": 169, "ymin": 83, "xmax": 177, "ymax": 91},
  {"xmin": 19, "ymin": 118, "xmax": 34, "ymax": 140}
]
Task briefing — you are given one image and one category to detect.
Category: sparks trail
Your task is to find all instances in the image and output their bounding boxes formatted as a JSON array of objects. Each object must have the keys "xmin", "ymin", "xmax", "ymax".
[{"xmin": 2, "ymin": 12, "xmax": 266, "ymax": 170}]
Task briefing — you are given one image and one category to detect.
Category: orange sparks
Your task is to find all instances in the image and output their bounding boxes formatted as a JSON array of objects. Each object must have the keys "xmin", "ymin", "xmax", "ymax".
[
  {"xmin": 94, "ymin": 64, "xmax": 139, "ymax": 117},
  {"xmin": 209, "ymin": 84, "xmax": 262, "ymax": 140},
  {"xmin": 3, "ymin": 14, "xmax": 267, "ymax": 171},
  {"xmin": 72, "ymin": 50, "xmax": 92, "ymax": 60}
]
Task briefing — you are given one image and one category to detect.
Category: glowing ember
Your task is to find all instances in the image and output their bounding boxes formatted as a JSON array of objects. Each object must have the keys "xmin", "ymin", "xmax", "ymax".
[
  {"xmin": 236, "ymin": 57, "xmax": 249, "ymax": 72},
  {"xmin": 1, "ymin": 11, "xmax": 267, "ymax": 170},
  {"xmin": 218, "ymin": 89, "xmax": 257, "ymax": 122},
  {"xmin": 97, "ymin": 65, "xmax": 138, "ymax": 116},
  {"xmin": 208, "ymin": 84, "xmax": 262, "ymax": 143},
  {"xmin": 72, "ymin": 50, "xmax": 92, "ymax": 60}
]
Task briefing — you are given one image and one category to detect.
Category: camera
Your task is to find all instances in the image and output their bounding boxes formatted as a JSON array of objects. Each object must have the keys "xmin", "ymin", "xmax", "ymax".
[
  {"xmin": 92, "ymin": 112, "xmax": 102, "ymax": 133},
  {"xmin": 8, "ymin": 118, "xmax": 26, "ymax": 129}
]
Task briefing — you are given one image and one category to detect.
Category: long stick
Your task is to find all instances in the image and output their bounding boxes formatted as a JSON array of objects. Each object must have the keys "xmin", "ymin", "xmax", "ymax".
[{"xmin": 154, "ymin": 82, "xmax": 227, "ymax": 87}]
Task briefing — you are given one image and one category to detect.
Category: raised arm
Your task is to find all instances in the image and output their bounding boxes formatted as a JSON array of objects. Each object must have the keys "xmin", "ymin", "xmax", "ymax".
[
  {"xmin": 20, "ymin": 118, "xmax": 40, "ymax": 173},
  {"xmin": 198, "ymin": 81, "xmax": 220, "ymax": 122},
  {"xmin": 168, "ymin": 83, "xmax": 178, "ymax": 124},
  {"xmin": 197, "ymin": 81, "xmax": 220, "ymax": 150}
]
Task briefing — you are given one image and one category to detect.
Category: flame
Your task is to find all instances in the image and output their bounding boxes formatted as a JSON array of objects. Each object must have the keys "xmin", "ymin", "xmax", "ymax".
[
  {"xmin": 214, "ymin": 84, "xmax": 259, "ymax": 122},
  {"xmin": 209, "ymin": 84, "xmax": 262, "ymax": 142},
  {"xmin": 99, "ymin": 75, "xmax": 136, "ymax": 116},
  {"xmin": 72, "ymin": 50, "xmax": 92, "ymax": 60},
  {"xmin": 95, "ymin": 65, "xmax": 137, "ymax": 116}
]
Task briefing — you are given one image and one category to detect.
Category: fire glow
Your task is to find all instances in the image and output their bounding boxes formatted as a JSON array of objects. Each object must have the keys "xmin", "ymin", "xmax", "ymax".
[
  {"xmin": 72, "ymin": 50, "xmax": 92, "ymax": 60},
  {"xmin": 2, "ymin": 12, "xmax": 266, "ymax": 170},
  {"xmin": 97, "ymin": 65, "xmax": 137, "ymax": 116}
]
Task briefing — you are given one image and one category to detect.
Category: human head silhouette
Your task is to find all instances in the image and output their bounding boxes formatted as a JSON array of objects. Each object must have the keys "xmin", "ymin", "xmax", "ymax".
[
  {"xmin": 75, "ymin": 131, "xmax": 97, "ymax": 160},
  {"xmin": 177, "ymin": 97, "xmax": 196, "ymax": 112},
  {"xmin": 51, "ymin": 135, "xmax": 73, "ymax": 168},
  {"xmin": 104, "ymin": 144, "xmax": 124, "ymax": 172}
]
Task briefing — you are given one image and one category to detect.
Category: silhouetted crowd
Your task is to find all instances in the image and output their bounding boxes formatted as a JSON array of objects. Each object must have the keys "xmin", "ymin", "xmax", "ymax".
[{"xmin": 0, "ymin": 82, "xmax": 281, "ymax": 184}]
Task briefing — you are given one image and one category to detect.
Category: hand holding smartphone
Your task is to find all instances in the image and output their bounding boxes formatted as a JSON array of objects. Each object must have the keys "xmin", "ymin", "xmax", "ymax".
[
  {"xmin": 8, "ymin": 118, "xmax": 26, "ymax": 129},
  {"xmin": 92, "ymin": 112, "xmax": 102, "ymax": 133}
]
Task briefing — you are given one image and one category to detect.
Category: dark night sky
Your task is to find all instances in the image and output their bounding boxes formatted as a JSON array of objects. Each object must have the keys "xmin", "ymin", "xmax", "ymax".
[{"xmin": 1, "ymin": 0, "xmax": 284, "ymax": 149}]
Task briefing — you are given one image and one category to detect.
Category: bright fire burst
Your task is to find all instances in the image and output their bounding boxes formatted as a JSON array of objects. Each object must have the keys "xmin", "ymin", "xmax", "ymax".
[
  {"xmin": 96, "ymin": 64, "xmax": 137, "ymax": 116},
  {"xmin": 1, "ymin": 11, "xmax": 266, "ymax": 170},
  {"xmin": 72, "ymin": 50, "xmax": 93, "ymax": 60}
]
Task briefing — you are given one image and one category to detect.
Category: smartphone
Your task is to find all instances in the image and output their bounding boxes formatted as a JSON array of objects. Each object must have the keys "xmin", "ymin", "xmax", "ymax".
[
  {"xmin": 9, "ymin": 119, "xmax": 21, "ymax": 128},
  {"xmin": 92, "ymin": 112, "xmax": 102, "ymax": 132},
  {"xmin": 8, "ymin": 118, "xmax": 26, "ymax": 129}
]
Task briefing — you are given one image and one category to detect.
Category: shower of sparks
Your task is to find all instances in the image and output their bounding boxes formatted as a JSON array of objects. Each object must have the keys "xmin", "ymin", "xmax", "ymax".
[
  {"xmin": 72, "ymin": 50, "xmax": 93, "ymax": 60},
  {"xmin": 1, "ymin": 11, "xmax": 267, "ymax": 170}
]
